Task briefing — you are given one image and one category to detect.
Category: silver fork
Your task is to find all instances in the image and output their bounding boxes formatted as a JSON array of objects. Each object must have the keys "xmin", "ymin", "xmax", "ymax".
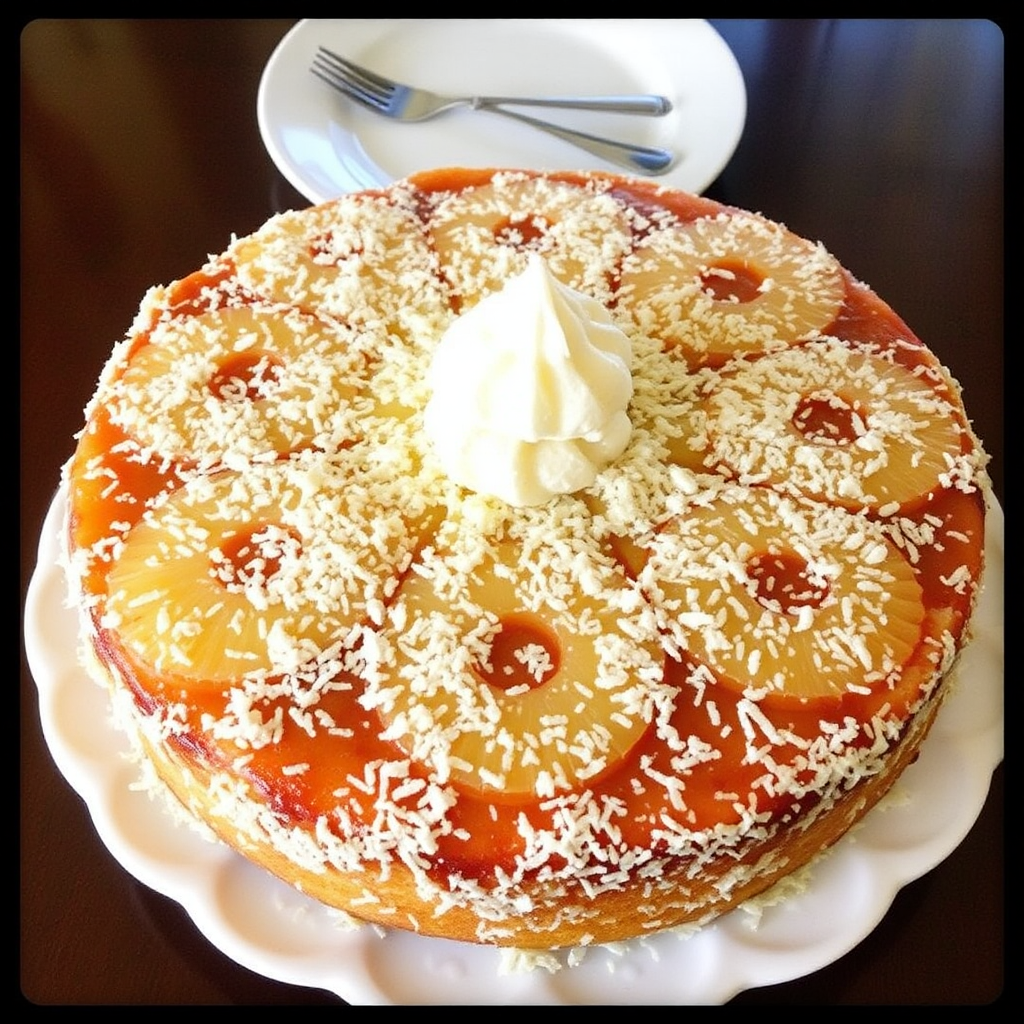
[
  {"xmin": 311, "ymin": 47, "xmax": 676, "ymax": 176},
  {"xmin": 313, "ymin": 47, "xmax": 672, "ymax": 118}
]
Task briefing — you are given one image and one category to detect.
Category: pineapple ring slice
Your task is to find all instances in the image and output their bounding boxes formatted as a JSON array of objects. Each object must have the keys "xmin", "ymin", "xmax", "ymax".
[
  {"xmin": 427, "ymin": 172, "xmax": 635, "ymax": 309},
  {"xmin": 369, "ymin": 526, "xmax": 666, "ymax": 800},
  {"xmin": 616, "ymin": 211, "xmax": 845, "ymax": 367},
  {"xmin": 704, "ymin": 338, "xmax": 967, "ymax": 510},
  {"xmin": 110, "ymin": 305, "xmax": 365, "ymax": 464},
  {"xmin": 640, "ymin": 485, "xmax": 925, "ymax": 702},
  {"xmin": 230, "ymin": 192, "xmax": 450, "ymax": 343},
  {"xmin": 103, "ymin": 459, "xmax": 440, "ymax": 683}
]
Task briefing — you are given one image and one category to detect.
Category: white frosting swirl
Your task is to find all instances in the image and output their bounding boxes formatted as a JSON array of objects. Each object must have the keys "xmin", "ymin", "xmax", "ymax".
[{"xmin": 424, "ymin": 254, "xmax": 633, "ymax": 506}]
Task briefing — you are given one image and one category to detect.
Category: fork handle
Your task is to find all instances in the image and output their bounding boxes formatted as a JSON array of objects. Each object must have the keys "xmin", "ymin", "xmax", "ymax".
[
  {"xmin": 484, "ymin": 107, "xmax": 676, "ymax": 176},
  {"xmin": 474, "ymin": 94, "xmax": 671, "ymax": 116}
]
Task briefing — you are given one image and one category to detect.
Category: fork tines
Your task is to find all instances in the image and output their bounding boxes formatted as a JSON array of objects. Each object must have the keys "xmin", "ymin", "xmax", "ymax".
[{"xmin": 312, "ymin": 47, "xmax": 394, "ymax": 105}]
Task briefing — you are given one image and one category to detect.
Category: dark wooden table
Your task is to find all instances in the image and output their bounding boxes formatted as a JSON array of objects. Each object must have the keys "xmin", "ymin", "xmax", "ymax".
[{"xmin": 21, "ymin": 19, "xmax": 1003, "ymax": 1005}]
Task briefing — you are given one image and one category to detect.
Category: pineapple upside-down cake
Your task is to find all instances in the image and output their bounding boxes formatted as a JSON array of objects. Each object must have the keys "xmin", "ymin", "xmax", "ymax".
[{"xmin": 62, "ymin": 168, "xmax": 989, "ymax": 951}]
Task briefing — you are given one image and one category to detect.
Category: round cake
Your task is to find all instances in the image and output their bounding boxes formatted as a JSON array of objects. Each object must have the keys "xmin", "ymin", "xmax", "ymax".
[{"xmin": 62, "ymin": 168, "xmax": 989, "ymax": 951}]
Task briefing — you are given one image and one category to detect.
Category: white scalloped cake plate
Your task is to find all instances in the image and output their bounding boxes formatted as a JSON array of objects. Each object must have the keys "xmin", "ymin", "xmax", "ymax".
[
  {"xmin": 26, "ymin": 487, "xmax": 1003, "ymax": 1005},
  {"xmin": 257, "ymin": 19, "xmax": 747, "ymax": 202}
]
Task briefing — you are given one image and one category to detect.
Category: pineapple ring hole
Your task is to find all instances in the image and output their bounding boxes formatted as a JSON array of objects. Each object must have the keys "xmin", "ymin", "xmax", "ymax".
[
  {"xmin": 211, "ymin": 523, "xmax": 302, "ymax": 590},
  {"xmin": 746, "ymin": 548, "xmax": 830, "ymax": 615},
  {"xmin": 473, "ymin": 612, "xmax": 561, "ymax": 692},
  {"xmin": 699, "ymin": 258, "xmax": 764, "ymax": 303},
  {"xmin": 209, "ymin": 350, "xmax": 284, "ymax": 402},
  {"xmin": 493, "ymin": 214, "xmax": 550, "ymax": 250},
  {"xmin": 792, "ymin": 391, "xmax": 862, "ymax": 445}
]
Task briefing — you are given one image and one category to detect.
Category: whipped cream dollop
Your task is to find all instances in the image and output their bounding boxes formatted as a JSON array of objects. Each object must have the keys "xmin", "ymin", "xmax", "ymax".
[{"xmin": 424, "ymin": 254, "xmax": 633, "ymax": 506}]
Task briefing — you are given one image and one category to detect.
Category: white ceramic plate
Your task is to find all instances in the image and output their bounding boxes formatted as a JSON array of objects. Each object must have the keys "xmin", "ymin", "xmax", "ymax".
[
  {"xmin": 25, "ymin": 488, "xmax": 1003, "ymax": 1004},
  {"xmin": 257, "ymin": 19, "xmax": 747, "ymax": 202}
]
